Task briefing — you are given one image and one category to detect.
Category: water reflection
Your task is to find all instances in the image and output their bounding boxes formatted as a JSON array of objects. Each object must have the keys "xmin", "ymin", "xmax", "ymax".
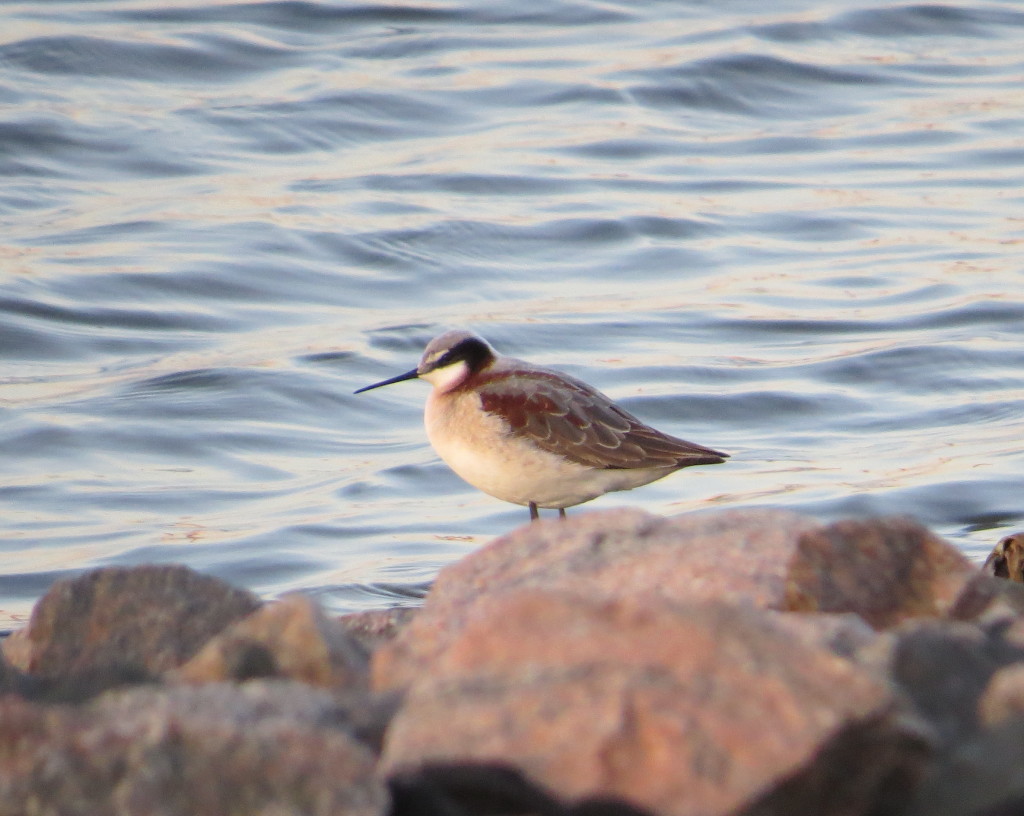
[{"xmin": 1, "ymin": 0, "xmax": 1023, "ymax": 627}]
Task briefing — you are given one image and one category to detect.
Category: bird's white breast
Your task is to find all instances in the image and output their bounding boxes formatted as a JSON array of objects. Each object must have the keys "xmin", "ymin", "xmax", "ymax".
[{"xmin": 424, "ymin": 388, "xmax": 674, "ymax": 509}]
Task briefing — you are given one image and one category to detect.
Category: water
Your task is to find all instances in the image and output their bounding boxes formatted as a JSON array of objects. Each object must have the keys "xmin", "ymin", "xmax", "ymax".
[{"xmin": 2, "ymin": 0, "xmax": 1023, "ymax": 628}]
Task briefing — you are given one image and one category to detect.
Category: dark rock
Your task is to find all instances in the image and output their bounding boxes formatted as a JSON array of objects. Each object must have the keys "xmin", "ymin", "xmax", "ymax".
[
  {"xmin": 0, "ymin": 650, "xmax": 31, "ymax": 698},
  {"xmin": 175, "ymin": 593, "xmax": 369, "ymax": 690},
  {"xmin": 4, "ymin": 632, "xmax": 153, "ymax": 705},
  {"xmin": 389, "ymin": 763, "xmax": 655, "ymax": 816},
  {"xmin": 379, "ymin": 588, "xmax": 928, "ymax": 816},
  {"xmin": 26, "ymin": 663, "xmax": 155, "ymax": 705},
  {"xmin": 344, "ymin": 690, "xmax": 404, "ymax": 756},
  {"xmin": 874, "ymin": 614, "xmax": 1024, "ymax": 816},
  {"xmin": 23, "ymin": 565, "xmax": 260, "ymax": 684},
  {"xmin": 389, "ymin": 764, "xmax": 570, "ymax": 816},
  {"xmin": 0, "ymin": 681, "xmax": 387, "ymax": 816},
  {"xmin": 908, "ymin": 716, "xmax": 1024, "ymax": 816},
  {"xmin": 738, "ymin": 710, "xmax": 930, "ymax": 816},
  {"xmin": 882, "ymin": 618, "xmax": 1024, "ymax": 746}
]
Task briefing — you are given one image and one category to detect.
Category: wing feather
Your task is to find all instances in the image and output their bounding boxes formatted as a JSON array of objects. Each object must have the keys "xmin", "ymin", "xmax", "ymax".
[{"xmin": 476, "ymin": 367, "xmax": 728, "ymax": 471}]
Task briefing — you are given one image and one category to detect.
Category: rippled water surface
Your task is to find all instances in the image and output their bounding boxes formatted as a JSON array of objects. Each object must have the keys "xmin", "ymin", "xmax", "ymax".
[{"xmin": 2, "ymin": 0, "xmax": 1023, "ymax": 626}]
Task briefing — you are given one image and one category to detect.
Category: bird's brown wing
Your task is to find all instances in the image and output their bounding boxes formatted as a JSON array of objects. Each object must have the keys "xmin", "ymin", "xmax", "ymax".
[{"xmin": 477, "ymin": 369, "xmax": 728, "ymax": 470}]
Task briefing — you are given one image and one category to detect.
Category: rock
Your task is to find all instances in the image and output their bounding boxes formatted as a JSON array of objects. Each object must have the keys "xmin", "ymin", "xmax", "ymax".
[
  {"xmin": 22, "ymin": 565, "xmax": 260, "ymax": 686},
  {"xmin": 0, "ymin": 650, "xmax": 30, "ymax": 698},
  {"xmin": 948, "ymin": 574, "xmax": 999, "ymax": 622},
  {"xmin": 736, "ymin": 711, "xmax": 930, "ymax": 816},
  {"xmin": 907, "ymin": 716, "xmax": 1024, "ymax": 816},
  {"xmin": 374, "ymin": 508, "xmax": 813, "ymax": 690},
  {"xmin": 878, "ymin": 614, "xmax": 1024, "ymax": 816},
  {"xmin": 375, "ymin": 509, "xmax": 976, "ymax": 691},
  {"xmin": 0, "ymin": 627, "xmax": 31, "ymax": 672},
  {"xmin": 980, "ymin": 663, "xmax": 1024, "ymax": 727},
  {"xmin": 764, "ymin": 610, "xmax": 883, "ymax": 665},
  {"xmin": 339, "ymin": 607, "xmax": 418, "ymax": 653},
  {"xmin": 379, "ymin": 588, "xmax": 929, "ymax": 816},
  {"xmin": 784, "ymin": 517, "xmax": 976, "ymax": 629},
  {"xmin": 947, "ymin": 572, "xmax": 1024, "ymax": 624},
  {"xmin": 881, "ymin": 618, "xmax": 1024, "ymax": 746},
  {"xmin": 984, "ymin": 533, "xmax": 1024, "ymax": 582},
  {"xmin": 388, "ymin": 763, "xmax": 648, "ymax": 816},
  {"xmin": 0, "ymin": 681, "xmax": 387, "ymax": 816},
  {"xmin": 176, "ymin": 594, "xmax": 369, "ymax": 690}
]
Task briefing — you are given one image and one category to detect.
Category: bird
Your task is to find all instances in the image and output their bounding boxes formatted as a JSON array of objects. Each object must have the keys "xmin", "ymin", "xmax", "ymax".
[
  {"xmin": 355, "ymin": 329, "xmax": 728, "ymax": 521},
  {"xmin": 984, "ymin": 532, "xmax": 1024, "ymax": 582}
]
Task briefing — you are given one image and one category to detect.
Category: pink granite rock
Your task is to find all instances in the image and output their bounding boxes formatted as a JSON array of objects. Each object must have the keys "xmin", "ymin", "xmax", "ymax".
[
  {"xmin": 374, "ymin": 507, "xmax": 814, "ymax": 690},
  {"xmin": 784, "ymin": 517, "xmax": 976, "ymax": 628},
  {"xmin": 380, "ymin": 588, "xmax": 927, "ymax": 816},
  {"xmin": 374, "ymin": 508, "xmax": 976, "ymax": 691},
  {"xmin": 175, "ymin": 593, "xmax": 369, "ymax": 690}
]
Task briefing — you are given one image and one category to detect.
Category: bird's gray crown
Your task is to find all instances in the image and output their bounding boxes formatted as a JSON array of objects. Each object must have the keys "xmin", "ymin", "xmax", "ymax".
[{"xmin": 418, "ymin": 330, "xmax": 495, "ymax": 375}]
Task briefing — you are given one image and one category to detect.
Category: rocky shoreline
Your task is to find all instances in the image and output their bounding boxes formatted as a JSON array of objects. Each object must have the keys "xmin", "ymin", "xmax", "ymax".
[{"xmin": 3, "ymin": 507, "xmax": 1024, "ymax": 816}]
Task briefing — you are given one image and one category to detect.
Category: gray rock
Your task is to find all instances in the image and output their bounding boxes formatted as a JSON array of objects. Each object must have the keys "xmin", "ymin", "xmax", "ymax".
[
  {"xmin": 883, "ymin": 618, "xmax": 1024, "ymax": 746},
  {"xmin": 0, "ymin": 681, "xmax": 387, "ymax": 816},
  {"xmin": 908, "ymin": 716, "xmax": 1024, "ymax": 816}
]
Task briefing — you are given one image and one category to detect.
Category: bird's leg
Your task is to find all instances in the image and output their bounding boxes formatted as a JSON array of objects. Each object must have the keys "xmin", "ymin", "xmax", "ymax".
[
  {"xmin": 529, "ymin": 502, "xmax": 539, "ymax": 522},
  {"xmin": 559, "ymin": 508, "xmax": 567, "ymax": 520}
]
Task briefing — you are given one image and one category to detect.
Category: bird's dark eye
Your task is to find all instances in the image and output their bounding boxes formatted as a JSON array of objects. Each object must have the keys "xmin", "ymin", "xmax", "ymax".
[
  {"xmin": 437, "ymin": 338, "xmax": 491, "ymax": 371},
  {"xmin": 435, "ymin": 348, "xmax": 461, "ymax": 368}
]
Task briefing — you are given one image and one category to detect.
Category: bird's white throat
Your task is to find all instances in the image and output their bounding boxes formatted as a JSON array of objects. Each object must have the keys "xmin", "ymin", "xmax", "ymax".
[{"xmin": 420, "ymin": 359, "xmax": 470, "ymax": 393}]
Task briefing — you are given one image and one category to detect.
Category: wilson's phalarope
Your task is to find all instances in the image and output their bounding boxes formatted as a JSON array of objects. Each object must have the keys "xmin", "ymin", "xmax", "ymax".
[{"xmin": 355, "ymin": 330, "xmax": 728, "ymax": 521}]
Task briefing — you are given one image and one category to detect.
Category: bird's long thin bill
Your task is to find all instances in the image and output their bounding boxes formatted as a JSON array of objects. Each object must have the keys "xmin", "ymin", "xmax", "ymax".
[{"xmin": 354, "ymin": 368, "xmax": 419, "ymax": 394}]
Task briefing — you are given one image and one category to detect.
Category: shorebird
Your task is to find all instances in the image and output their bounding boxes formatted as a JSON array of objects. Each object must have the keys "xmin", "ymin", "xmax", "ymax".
[
  {"xmin": 355, "ymin": 330, "xmax": 728, "ymax": 521},
  {"xmin": 985, "ymin": 532, "xmax": 1024, "ymax": 582}
]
